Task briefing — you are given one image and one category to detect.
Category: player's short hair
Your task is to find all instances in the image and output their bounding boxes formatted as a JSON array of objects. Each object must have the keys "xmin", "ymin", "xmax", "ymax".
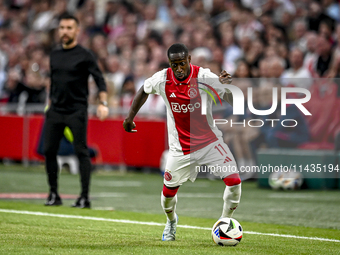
[
  {"xmin": 167, "ymin": 43, "xmax": 189, "ymax": 58},
  {"xmin": 59, "ymin": 12, "xmax": 79, "ymax": 25}
]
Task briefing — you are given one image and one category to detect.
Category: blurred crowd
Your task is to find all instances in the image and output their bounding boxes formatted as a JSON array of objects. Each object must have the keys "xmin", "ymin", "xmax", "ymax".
[{"xmin": 0, "ymin": 0, "xmax": 340, "ymax": 164}]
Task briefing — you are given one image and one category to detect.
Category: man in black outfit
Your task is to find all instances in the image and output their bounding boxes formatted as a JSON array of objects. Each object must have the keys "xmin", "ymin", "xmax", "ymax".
[{"xmin": 44, "ymin": 13, "xmax": 109, "ymax": 208}]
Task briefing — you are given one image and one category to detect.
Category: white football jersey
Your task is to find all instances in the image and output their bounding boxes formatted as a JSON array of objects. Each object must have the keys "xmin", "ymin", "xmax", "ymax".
[{"xmin": 144, "ymin": 64, "xmax": 229, "ymax": 156}]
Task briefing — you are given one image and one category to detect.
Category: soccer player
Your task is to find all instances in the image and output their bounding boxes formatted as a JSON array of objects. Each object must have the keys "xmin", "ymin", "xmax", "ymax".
[
  {"xmin": 44, "ymin": 13, "xmax": 109, "ymax": 208},
  {"xmin": 123, "ymin": 43, "xmax": 241, "ymax": 241}
]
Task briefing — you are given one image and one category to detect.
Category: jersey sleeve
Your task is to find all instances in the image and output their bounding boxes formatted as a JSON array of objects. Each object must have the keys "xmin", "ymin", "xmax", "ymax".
[
  {"xmin": 143, "ymin": 69, "xmax": 167, "ymax": 95},
  {"xmin": 49, "ymin": 52, "xmax": 53, "ymax": 99},
  {"xmin": 87, "ymin": 50, "xmax": 107, "ymax": 92},
  {"xmin": 199, "ymin": 68, "xmax": 231, "ymax": 98}
]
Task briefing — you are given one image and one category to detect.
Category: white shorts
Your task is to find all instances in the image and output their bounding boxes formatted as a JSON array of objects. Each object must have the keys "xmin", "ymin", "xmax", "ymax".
[{"xmin": 164, "ymin": 138, "xmax": 238, "ymax": 187}]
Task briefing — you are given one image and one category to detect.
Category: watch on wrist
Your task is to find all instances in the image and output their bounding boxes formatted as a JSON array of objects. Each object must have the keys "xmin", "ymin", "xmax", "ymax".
[{"xmin": 100, "ymin": 101, "xmax": 108, "ymax": 107}]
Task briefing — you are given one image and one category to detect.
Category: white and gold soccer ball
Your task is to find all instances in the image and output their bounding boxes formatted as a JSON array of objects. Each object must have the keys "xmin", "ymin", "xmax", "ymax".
[
  {"xmin": 269, "ymin": 171, "xmax": 303, "ymax": 190},
  {"xmin": 212, "ymin": 217, "xmax": 243, "ymax": 246}
]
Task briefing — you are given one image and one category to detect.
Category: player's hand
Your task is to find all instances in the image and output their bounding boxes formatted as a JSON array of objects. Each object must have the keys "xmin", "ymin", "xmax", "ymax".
[
  {"xmin": 219, "ymin": 70, "xmax": 232, "ymax": 84},
  {"xmin": 123, "ymin": 118, "xmax": 137, "ymax": 133},
  {"xmin": 97, "ymin": 104, "xmax": 109, "ymax": 121}
]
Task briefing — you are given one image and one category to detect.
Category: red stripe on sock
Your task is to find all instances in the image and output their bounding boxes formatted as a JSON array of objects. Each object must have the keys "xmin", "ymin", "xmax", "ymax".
[
  {"xmin": 223, "ymin": 173, "xmax": 241, "ymax": 186},
  {"xmin": 162, "ymin": 185, "xmax": 179, "ymax": 197}
]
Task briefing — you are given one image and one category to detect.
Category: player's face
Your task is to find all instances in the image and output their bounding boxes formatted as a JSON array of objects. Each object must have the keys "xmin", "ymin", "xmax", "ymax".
[
  {"xmin": 169, "ymin": 53, "xmax": 191, "ymax": 81},
  {"xmin": 58, "ymin": 19, "xmax": 79, "ymax": 46}
]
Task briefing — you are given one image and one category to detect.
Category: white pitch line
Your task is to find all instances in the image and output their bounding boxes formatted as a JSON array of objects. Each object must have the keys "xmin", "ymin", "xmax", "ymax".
[{"xmin": 0, "ymin": 209, "xmax": 339, "ymax": 243}]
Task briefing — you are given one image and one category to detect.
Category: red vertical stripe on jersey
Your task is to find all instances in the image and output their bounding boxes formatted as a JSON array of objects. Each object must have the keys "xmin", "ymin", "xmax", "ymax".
[{"xmin": 165, "ymin": 65, "xmax": 218, "ymax": 154}]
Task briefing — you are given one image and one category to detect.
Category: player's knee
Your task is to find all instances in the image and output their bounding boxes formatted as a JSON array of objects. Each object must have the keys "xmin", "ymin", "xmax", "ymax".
[
  {"xmin": 223, "ymin": 173, "xmax": 241, "ymax": 186},
  {"xmin": 73, "ymin": 145, "xmax": 89, "ymax": 158},
  {"xmin": 162, "ymin": 184, "xmax": 179, "ymax": 197}
]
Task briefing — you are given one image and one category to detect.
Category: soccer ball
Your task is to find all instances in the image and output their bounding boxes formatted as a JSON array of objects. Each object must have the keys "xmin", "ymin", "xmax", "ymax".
[
  {"xmin": 281, "ymin": 171, "xmax": 303, "ymax": 190},
  {"xmin": 211, "ymin": 217, "xmax": 243, "ymax": 246},
  {"xmin": 269, "ymin": 171, "xmax": 303, "ymax": 190},
  {"xmin": 268, "ymin": 171, "xmax": 286, "ymax": 190}
]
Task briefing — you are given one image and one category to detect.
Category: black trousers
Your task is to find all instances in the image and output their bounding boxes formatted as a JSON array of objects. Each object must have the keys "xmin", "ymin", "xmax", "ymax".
[{"xmin": 43, "ymin": 108, "xmax": 91, "ymax": 198}]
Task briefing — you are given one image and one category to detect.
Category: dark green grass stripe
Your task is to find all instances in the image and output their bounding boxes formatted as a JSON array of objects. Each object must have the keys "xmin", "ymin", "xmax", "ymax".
[{"xmin": 1, "ymin": 208, "xmax": 339, "ymax": 243}]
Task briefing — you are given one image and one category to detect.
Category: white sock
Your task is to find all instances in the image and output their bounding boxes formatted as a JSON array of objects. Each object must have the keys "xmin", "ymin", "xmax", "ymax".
[
  {"xmin": 221, "ymin": 183, "xmax": 241, "ymax": 218},
  {"xmin": 161, "ymin": 193, "xmax": 177, "ymax": 221}
]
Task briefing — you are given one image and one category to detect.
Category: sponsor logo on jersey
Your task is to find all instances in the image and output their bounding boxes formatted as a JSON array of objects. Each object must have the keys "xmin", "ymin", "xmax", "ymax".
[
  {"xmin": 170, "ymin": 92, "xmax": 176, "ymax": 98},
  {"xmin": 171, "ymin": 102, "xmax": 201, "ymax": 113}
]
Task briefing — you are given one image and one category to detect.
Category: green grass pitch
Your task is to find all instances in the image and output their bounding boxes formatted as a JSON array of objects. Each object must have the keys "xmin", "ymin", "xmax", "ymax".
[{"xmin": 0, "ymin": 164, "xmax": 339, "ymax": 254}]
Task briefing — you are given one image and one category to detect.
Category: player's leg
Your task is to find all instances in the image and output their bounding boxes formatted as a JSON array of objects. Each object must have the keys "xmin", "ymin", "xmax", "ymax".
[
  {"xmin": 221, "ymin": 173, "xmax": 241, "ymax": 218},
  {"xmin": 197, "ymin": 139, "xmax": 242, "ymax": 218},
  {"xmin": 161, "ymin": 184, "xmax": 179, "ymax": 241},
  {"xmin": 66, "ymin": 109, "xmax": 91, "ymax": 208},
  {"xmin": 43, "ymin": 109, "xmax": 65, "ymax": 205},
  {"xmin": 161, "ymin": 153, "xmax": 193, "ymax": 241},
  {"xmin": 161, "ymin": 184, "xmax": 179, "ymax": 222},
  {"xmin": 161, "ymin": 153, "xmax": 191, "ymax": 220}
]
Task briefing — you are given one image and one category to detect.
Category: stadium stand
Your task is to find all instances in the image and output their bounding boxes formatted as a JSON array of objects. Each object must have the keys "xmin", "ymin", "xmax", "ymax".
[{"xmin": 0, "ymin": 0, "xmax": 339, "ymax": 187}]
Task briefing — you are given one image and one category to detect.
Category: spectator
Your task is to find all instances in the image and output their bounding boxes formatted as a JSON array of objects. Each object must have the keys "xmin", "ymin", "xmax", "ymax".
[
  {"xmin": 314, "ymin": 35, "xmax": 332, "ymax": 77},
  {"xmin": 307, "ymin": 1, "xmax": 335, "ymax": 32},
  {"xmin": 321, "ymin": 0, "xmax": 340, "ymax": 22},
  {"xmin": 4, "ymin": 68, "xmax": 46, "ymax": 104},
  {"xmin": 281, "ymin": 48, "xmax": 313, "ymax": 89},
  {"xmin": 105, "ymin": 54, "xmax": 125, "ymax": 96},
  {"xmin": 234, "ymin": 59, "xmax": 252, "ymax": 78},
  {"xmin": 291, "ymin": 19, "xmax": 308, "ymax": 52},
  {"xmin": 234, "ymin": 6, "xmax": 263, "ymax": 43},
  {"xmin": 257, "ymin": 58, "xmax": 271, "ymax": 87},
  {"xmin": 303, "ymin": 32, "xmax": 318, "ymax": 71},
  {"xmin": 333, "ymin": 24, "xmax": 340, "ymax": 60},
  {"xmin": 319, "ymin": 20, "xmax": 333, "ymax": 42},
  {"xmin": 120, "ymin": 75, "xmax": 135, "ymax": 115},
  {"xmin": 31, "ymin": 0, "xmax": 54, "ymax": 32},
  {"xmin": 220, "ymin": 22, "xmax": 242, "ymax": 75},
  {"xmin": 269, "ymin": 57, "xmax": 285, "ymax": 79},
  {"xmin": 245, "ymin": 39, "xmax": 264, "ymax": 68}
]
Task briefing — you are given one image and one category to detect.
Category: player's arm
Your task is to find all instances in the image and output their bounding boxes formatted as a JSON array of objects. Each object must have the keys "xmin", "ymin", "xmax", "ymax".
[
  {"xmin": 88, "ymin": 51, "xmax": 107, "ymax": 93},
  {"xmin": 123, "ymin": 85, "xmax": 149, "ymax": 132},
  {"xmin": 97, "ymin": 91, "xmax": 109, "ymax": 121},
  {"xmin": 46, "ymin": 54, "xmax": 53, "ymax": 112},
  {"xmin": 219, "ymin": 70, "xmax": 233, "ymax": 106},
  {"xmin": 223, "ymin": 93, "xmax": 233, "ymax": 106},
  {"xmin": 87, "ymin": 51, "xmax": 109, "ymax": 121}
]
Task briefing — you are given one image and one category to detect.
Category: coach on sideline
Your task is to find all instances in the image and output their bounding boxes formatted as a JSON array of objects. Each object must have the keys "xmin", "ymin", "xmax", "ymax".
[{"xmin": 44, "ymin": 13, "xmax": 108, "ymax": 208}]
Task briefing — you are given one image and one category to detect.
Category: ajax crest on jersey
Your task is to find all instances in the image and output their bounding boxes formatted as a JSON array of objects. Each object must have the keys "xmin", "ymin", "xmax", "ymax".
[
  {"xmin": 187, "ymin": 87, "xmax": 198, "ymax": 98},
  {"xmin": 211, "ymin": 217, "xmax": 243, "ymax": 246}
]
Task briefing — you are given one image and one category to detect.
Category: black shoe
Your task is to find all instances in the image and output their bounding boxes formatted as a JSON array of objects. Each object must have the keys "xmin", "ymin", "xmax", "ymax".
[
  {"xmin": 71, "ymin": 197, "xmax": 91, "ymax": 209},
  {"xmin": 44, "ymin": 193, "xmax": 62, "ymax": 206}
]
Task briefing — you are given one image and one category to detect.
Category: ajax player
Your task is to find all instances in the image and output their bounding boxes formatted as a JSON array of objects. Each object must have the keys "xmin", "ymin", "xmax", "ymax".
[{"xmin": 123, "ymin": 43, "xmax": 241, "ymax": 241}]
